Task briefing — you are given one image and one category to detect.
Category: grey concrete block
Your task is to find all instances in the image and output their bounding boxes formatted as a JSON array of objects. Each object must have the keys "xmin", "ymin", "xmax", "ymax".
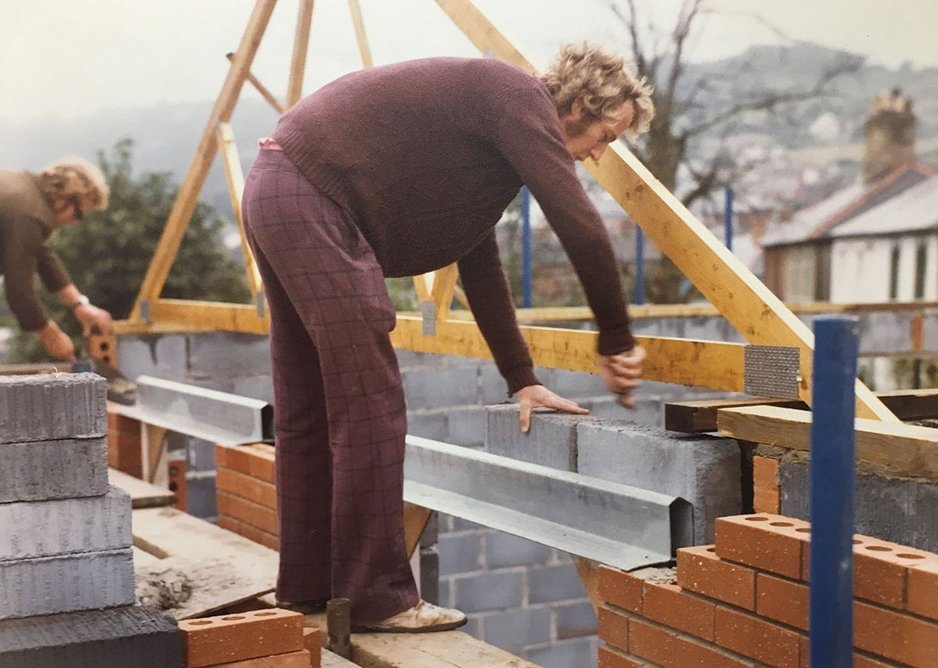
[
  {"xmin": 554, "ymin": 600, "xmax": 598, "ymax": 639},
  {"xmin": 419, "ymin": 546, "xmax": 439, "ymax": 605},
  {"xmin": 405, "ymin": 410, "xmax": 448, "ymax": 441},
  {"xmin": 485, "ymin": 532, "xmax": 551, "ymax": 570},
  {"xmin": 402, "ymin": 366, "xmax": 480, "ymax": 409},
  {"xmin": 117, "ymin": 335, "xmax": 189, "ymax": 383},
  {"xmin": 0, "ymin": 486, "xmax": 131, "ymax": 560},
  {"xmin": 0, "ymin": 548, "xmax": 135, "ymax": 619},
  {"xmin": 420, "ymin": 512, "xmax": 439, "ymax": 547},
  {"xmin": 0, "ymin": 374, "xmax": 105, "ymax": 443},
  {"xmin": 528, "ymin": 562, "xmax": 587, "ymax": 604},
  {"xmin": 585, "ymin": 395, "xmax": 662, "ymax": 427},
  {"xmin": 188, "ymin": 333, "xmax": 271, "ymax": 377},
  {"xmin": 526, "ymin": 636, "xmax": 598, "ymax": 668},
  {"xmin": 0, "ymin": 436, "xmax": 107, "ymax": 502},
  {"xmin": 479, "ymin": 365, "xmax": 508, "ymax": 404},
  {"xmin": 577, "ymin": 421, "xmax": 743, "ymax": 543},
  {"xmin": 856, "ymin": 312, "xmax": 913, "ymax": 354},
  {"xmin": 438, "ymin": 576, "xmax": 452, "ymax": 607},
  {"xmin": 535, "ymin": 367, "xmax": 605, "ymax": 398},
  {"xmin": 231, "ymin": 375, "xmax": 275, "ymax": 404},
  {"xmin": 0, "ymin": 604, "xmax": 183, "ymax": 668},
  {"xmin": 186, "ymin": 437, "xmax": 217, "ymax": 472},
  {"xmin": 438, "ymin": 532, "xmax": 483, "ymax": 576},
  {"xmin": 485, "ymin": 405, "xmax": 605, "ymax": 472},
  {"xmin": 451, "ymin": 570, "xmax": 524, "ymax": 613},
  {"xmin": 183, "ymin": 471, "xmax": 218, "ymax": 520},
  {"xmin": 481, "ymin": 607, "xmax": 551, "ymax": 653},
  {"xmin": 446, "ymin": 406, "xmax": 487, "ymax": 447},
  {"xmin": 779, "ymin": 459, "xmax": 938, "ymax": 553}
]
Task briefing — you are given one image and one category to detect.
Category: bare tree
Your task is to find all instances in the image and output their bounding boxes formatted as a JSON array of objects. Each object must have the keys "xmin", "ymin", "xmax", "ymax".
[{"xmin": 608, "ymin": 0, "xmax": 863, "ymax": 301}]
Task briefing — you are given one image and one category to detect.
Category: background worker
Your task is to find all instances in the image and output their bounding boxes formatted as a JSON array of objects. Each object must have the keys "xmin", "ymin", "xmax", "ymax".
[
  {"xmin": 242, "ymin": 43, "xmax": 654, "ymax": 632},
  {"xmin": 0, "ymin": 157, "xmax": 113, "ymax": 361}
]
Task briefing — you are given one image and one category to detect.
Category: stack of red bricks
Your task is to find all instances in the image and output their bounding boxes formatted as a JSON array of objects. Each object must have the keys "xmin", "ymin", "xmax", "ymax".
[
  {"xmin": 598, "ymin": 513, "xmax": 938, "ymax": 667},
  {"xmin": 106, "ymin": 402, "xmax": 143, "ymax": 479},
  {"xmin": 178, "ymin": 608, "xmax": 321, "ymax": 667},
  {"xmin": 214, "ymin": 443, "xmax": 279, "ymax": 550}
]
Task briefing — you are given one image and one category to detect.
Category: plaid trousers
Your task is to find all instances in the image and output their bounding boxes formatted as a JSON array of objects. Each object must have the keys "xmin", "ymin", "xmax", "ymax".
[{"xmin": 242, "ymin": 149, "xmax": 419, "ymax": 622}]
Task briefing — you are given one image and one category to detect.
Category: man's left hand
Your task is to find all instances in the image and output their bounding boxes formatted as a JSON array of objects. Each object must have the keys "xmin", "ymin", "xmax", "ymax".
[
  {"xmin": 513, "ymin": 384, "xmax": 589, "ymax": 433},
  {"xmin": 73, "ymin": 303, "xmax": 114, "ymax": 337}
]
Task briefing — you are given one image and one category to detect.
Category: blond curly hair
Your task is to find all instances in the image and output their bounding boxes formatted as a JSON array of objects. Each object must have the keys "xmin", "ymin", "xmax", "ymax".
[
  {"xmin": 38, "ymin": 157, "xmax": 110, "ymax": 210},
  {"xmin": 540, "ymin": 43, "xmax": 654, "ymax": 138}
]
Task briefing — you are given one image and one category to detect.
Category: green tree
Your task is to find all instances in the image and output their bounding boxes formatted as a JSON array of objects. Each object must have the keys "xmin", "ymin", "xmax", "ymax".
[{"xmin": 7, "ymin": 139, "xmax": 250, "ymax": 361}]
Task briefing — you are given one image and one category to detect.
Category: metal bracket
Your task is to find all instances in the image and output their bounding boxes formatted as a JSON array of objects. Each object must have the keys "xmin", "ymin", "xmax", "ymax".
[
  {"xmin": 404, "ymin": 436, "xmax": 692, "ymax": 570},
  {"xmin": 139, "ymin": 300, "xmax": 151, "ymax": 323},
  {"xmin": 744, "ymin": 344, "xmax": 800, "ymax": 398}
]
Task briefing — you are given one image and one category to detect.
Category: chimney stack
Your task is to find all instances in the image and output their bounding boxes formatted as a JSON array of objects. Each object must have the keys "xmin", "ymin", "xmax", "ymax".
[{"xmin": 864, "ymin": 88, "xmax": 916, "ymax": 183}]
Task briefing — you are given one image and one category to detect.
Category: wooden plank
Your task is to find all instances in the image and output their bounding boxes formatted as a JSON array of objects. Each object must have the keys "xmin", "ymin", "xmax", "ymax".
[
  {"xmin": 349, "ymin": 631, "xmax": 539, "ymax": 668},
  {"xmin": 717, "ymin": 405, "xmax": 938, "ymax": 479},
  {"xmin": 430, "ymin": 263, "xmax": 460, "ymax": 319},
  {"xmin": 404, "ymin": 503, "xmax": 433, "ymax": 558},
  {"xmin": 433, "ymin": 0, "xmax": 895, "ymax": 424},
  {"xmin": 149, "ymin": 299, "xmax": 269, "ymax": 334},
  {"xmin": 129, "ymin": 0, "xmax": 277, "ymax": 320},
  {"xmin": 132, "ymin": 545, "xmax": 162, "ymax": 567},
  {"xmin": 391, "ymin": 316, "xmax": 747, "ymax": 390},
  {"xmin": 668, "ymin": 389, "xmax": 938, "ymax": 433},
  {"xmin": 142, "ymin": 424, "xmax": 168, "ymax": 485},
  {"xmin": 109, "ymin": 467, "xmax": 176, "ymax": 508},
  {"xmin": 347, "ymin": 0, "xmax": 373, "ymax": 68},
  {"xmin": 132, "ymin": 506, "xmax": 278, "ymax": 618},
  {"xmin": 217, "ymin": 122, "xmax": 263, "ymax": 295},
  {"xmin": 226, "ymin": 52, "xmax": 285, "ymax": 113},
  {"xmin": 287, "ymin": 0, "xmax": 314, "ymax": 107}
]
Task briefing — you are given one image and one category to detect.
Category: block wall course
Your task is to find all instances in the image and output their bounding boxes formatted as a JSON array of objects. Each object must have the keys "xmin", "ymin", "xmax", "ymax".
[
  {"xmin": 485, "ymin": 405, "xmax": 602, "ymax": 472},
  {"xmin": 0, "ymin": 436, "xmax": 108, "ymax": 502},
  {"xmin": 528, "ymin": 562, "xmax": 588, "ymax": 604},
  {"xmin": 908, "ymin": 559, "xmax": 938, "ymax": 621},
  {"xmin": 854, "ymin": 600, "xmax": 938, "ymax": 667},
  {"xmin": 597, "ymin": 644, "xmax": 649, "ymax": 667},
  {"xmin": 713, "ymin": 605, "xmax": 801, "ymax": 667},
  {"xmin": 214, "ymin": 444, "xmax": 275, "ymax": 484},
  {"xmin": 525, "ymin": 636, "xmax": 598, "ymax": 668},
  {"xmin": 0, "ymin": 486, "xmax": 131, "ymax": 559},
  {"xmin": 0, "ymin": 373, "xmax": 106, "ymax": 443},
  {"xmin": 216, "ymin": 515, "xmax": 280, "ymax": 551},
  {"xmin": 641, "ymin": 581, "xmax": 715, "ymax": 640},
  {"xmin": 178, "ymin": 608, "xmax": 303, "ymax": 667},
  {"xmin": 451, "ymin": 570, "xmax": 524, "ymax": 613},
  {"xmin": 209, "ymin": 649, "xmax": 311, "ymax": 667},
  {"xmin": 598, "ymin": 606, "xmax": 629, "ymax": 653},
  {"xmin": 553, "ymin": 600, "xmax": 598, "ymax": 640},
  {"xmin": 755, "ymin": 573, "xmax": 808, "ymax": 631},
  {"xmin": 0, "ymin": 605, "xmax": 183, "ymax": 668},
  {"xmin": 217, "ymin": 491, "xmax": 278, "ymax": 535},
  {"xmin": 597, "ymin": 565, "xmax": 643, "ymax": 614},
  {"xmin": 715, "ymin": 514, "xmax": 809, "ymax": 579},
  {"xmin": 216, "ymin": 467, "xmax": 277, "ymax": 509},
  {"xmin": 480, "ymin": 606, "xmax": 552, "ymax": 654},
  {"xmin": 484, "ymin": 532, "xmax": 552, "ymax": 570},
  {"xmin": 0, "ymin": 548, "xmax": 135, "ymax": 619}
]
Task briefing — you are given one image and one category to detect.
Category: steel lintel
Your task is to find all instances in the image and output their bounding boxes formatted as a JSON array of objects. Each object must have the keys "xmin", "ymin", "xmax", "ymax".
[
  {"xmin": 113, "ymin": 375, "xmax": 272, "ymax": 445},
  {"xmin": 404, "ymin": 436, "xmax": 693, "ymax": 570}
]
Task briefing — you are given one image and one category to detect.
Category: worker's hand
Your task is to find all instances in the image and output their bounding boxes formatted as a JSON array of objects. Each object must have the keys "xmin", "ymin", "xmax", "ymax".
[
  {"xmin": 513, "ymin": 384, "xmax": 589, "ymax": 433},
  {"xmin": 73, "ymin": 303, "xmax": 114, "ymax": 336},
  {"xmin": 36, "ymin": 320, "xmax": 75, "ymax": 362},
  {"xmin": 597, "ymin": 345, "xmax": 645, "ymax": 408}
]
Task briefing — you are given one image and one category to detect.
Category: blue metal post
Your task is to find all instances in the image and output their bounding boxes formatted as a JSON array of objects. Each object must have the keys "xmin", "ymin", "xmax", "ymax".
[
  {"xmin": 634, "ymin": 226, "xmax": 645, "ymax": 305},
  {"xmin": 724, "ymin": 185, "xmax": 734, "ymax": 251},
  {"xmin": 520, "ymin": 186, "xmax": 532, "ymax": 308},
  {"xmin": 810, "ymin": 315, "xmax": 857, "ymax": 668}
]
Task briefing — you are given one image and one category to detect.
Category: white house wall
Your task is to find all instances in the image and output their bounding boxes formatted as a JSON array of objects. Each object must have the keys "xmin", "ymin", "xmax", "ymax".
[{"xmin": 829, "ymin": 235, "xmax": 938, "ymax": 303}]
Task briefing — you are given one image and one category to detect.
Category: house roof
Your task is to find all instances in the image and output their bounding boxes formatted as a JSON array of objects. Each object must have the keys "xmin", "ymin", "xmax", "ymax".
[
  {"xmin": 761, "ymin": 162, "xmax": 934, "ymax": 247},
  {"xmin": 827, "ymin": 175, "xmax": 938, "ymax": 239}
]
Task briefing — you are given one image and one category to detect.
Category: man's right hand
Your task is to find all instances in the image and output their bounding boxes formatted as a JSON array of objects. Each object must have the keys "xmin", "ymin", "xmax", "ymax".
[
  {"xmin": 597, "ymin": 345, "xmax": 645, "ymax": 407},
  {"xmin": 36, "ymin": 320, "xmax": 75, "ymax": 361}
]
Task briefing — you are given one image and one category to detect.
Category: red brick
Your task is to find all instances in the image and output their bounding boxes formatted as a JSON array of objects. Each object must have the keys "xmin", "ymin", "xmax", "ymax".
[
  {"xmin": 216, "ymin": 515, "xmax": 242, "ymax": 534},
  {"xmin": 168, "ymin": 458, "xmax": 188, "ymax": 511},
  {"xmin": 714, "ymin": 605, "xmax": 801, "ymax": 667},
  {"xmin": 716, "ymin": 514, "xmax": 808, "ymax": 580},
  {"xmin": 753, "ymin": 487, "xmax": 781, "ymax": 514},
  {"xmin": 597, "ymin": 645, "xmax": 648, "ymax": 668},
  {"xmin": 908, "ymin": 559, "xmax": 938, "ymax": 621},
  {"xmin": 179, "ymin": 608, "xmax": 303, "ymax": 667},
  {"xmin": 217, "ymin": 491, "xmax": 278, "ymax": 535},
  {"xmin": 756, "ymin": 573, "xmax": 808, "ymax": 631},
  {"xmin": 598, "ymin": 566, "xmax": 643, "ymax": 614},
  {"xmin": 210, "ymin": 649, "xmax": 311, "ymax": 667},
  {"xmin": 677, "ymin": 545, "xmax": 755, "ymax": 610},
  {"xmin": 674, "ymin": 635, "xmax": 755, "ymax": 668},
  {"xmin": 854, "ymin": 600, "xmax": 938, "ymax": 667},
  {"xmin": 627, "ymin": 617, "xmax": 676, "ymax": 666},
  {"xmin": 853, "ymin": 653, "xmax": 900, "ymax": 667},
  {"xmin": 642, "ymin": 582, "xmax": 714, "ymax": 640},
  {"xmin": 597, "ymin": 606, "xmax": 629, "ymax": 653},
  {"xmin": 303, "ymin": 627, "xmax": 322, "ymax": 668},
  {"xmin": 217, "ymin": 466, "xmax": 277, "ymax": 509},
  {"xmin": 850, "ymin": 537, "xmax": 911, "ymax": 609},
  {"xmin": 753, "ymin": 456, "xmax": 779, "ymax": 490},
  {"xmin": 216, "ymin": 444, "xmax": 276, "ymax": 483}
]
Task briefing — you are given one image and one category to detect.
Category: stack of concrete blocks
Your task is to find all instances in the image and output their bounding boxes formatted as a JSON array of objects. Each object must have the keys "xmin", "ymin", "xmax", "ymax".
[{"xmin": 0, "ymin": 373, "xmax": 181, "ymax": 667}]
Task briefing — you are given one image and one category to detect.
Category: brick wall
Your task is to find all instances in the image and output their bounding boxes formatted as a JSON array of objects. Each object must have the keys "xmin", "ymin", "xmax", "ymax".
[
  {"xmin": 597, "ymin": 512, "xmax": 938, "ymax": 667},
  {"xmin": 213, "ymin": 443, "xmax": 279, "ymax": 551}
]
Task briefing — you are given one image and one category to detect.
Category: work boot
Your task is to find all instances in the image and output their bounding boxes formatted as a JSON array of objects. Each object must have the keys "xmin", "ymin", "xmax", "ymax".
[
  {"xmin": 275, "ymin": 598, "xmax": 328, "ymax": 615},
  {"xmin": 352, "ymin": 600, "xmax": 467, "ymax": 633}
]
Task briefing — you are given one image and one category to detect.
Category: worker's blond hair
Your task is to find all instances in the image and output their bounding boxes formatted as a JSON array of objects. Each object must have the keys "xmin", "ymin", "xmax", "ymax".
[
  {"xmin": 540, "ymin": 43, "xmax": 654, "ymax": 138},
  {"xmin": 38, "ymin": 157, "xmax": 110, "ymax": 210}
]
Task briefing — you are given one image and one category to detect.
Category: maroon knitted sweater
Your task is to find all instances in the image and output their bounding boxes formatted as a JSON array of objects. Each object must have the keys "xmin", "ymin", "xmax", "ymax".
[{"xmin": 274, "ymin": 57, "xmax": 634, "ymax": 392}]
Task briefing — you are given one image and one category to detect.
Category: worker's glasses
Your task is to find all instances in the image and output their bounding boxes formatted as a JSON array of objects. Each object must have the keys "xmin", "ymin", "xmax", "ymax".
[{"xmin": 70, "ymin": 198, "xmax": 84, "ymax": 221}]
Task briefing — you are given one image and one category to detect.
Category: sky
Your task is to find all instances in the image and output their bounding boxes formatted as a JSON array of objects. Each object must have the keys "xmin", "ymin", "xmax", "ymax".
[{"xmin": 1, "ymin": 0, "xmax": 936, "ymax": 125}]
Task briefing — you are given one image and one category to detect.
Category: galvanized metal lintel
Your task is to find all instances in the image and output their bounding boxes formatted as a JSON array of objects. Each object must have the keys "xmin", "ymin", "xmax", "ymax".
[
  {"xmin": 113, "ymin": 375, "xmax": 272, "ymax": 446},
  {"xmin": 404, "ymin": 436, "xmax": 693, "ymax": 571}
]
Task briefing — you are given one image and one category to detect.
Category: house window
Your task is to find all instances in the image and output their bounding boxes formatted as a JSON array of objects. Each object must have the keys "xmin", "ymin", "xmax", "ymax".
[
  {"xmin": 889, "ymin": 244, "xmax": 900, "ymax": 301},
  {"xmin": 914, "ymin": 241, "xmax": 927, "ymax": 299}
]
